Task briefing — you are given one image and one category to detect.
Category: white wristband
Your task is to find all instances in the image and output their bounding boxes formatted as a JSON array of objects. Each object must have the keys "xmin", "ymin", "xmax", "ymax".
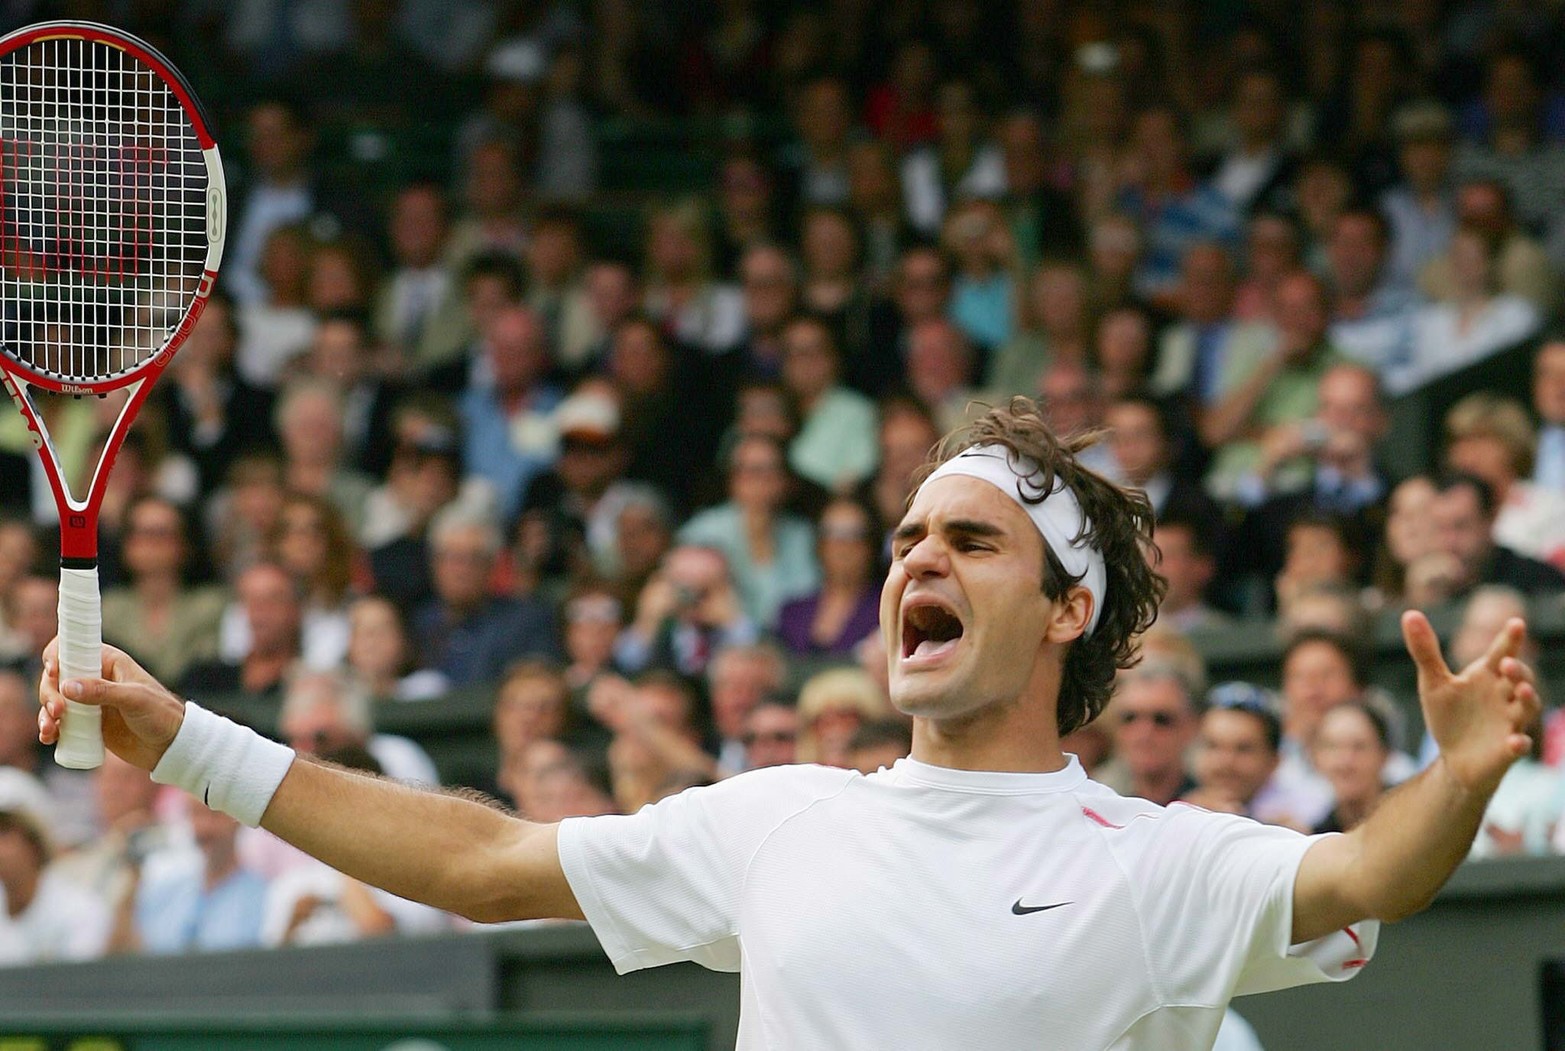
[{"xmin": 151, "ymin": 702, "xmax": 296, "ymax": 827}]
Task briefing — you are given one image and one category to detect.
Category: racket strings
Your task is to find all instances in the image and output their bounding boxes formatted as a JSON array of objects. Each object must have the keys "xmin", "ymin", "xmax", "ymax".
[{"xmin": 0, "ymin": 34, "xmax": 208, "ymax": 384}]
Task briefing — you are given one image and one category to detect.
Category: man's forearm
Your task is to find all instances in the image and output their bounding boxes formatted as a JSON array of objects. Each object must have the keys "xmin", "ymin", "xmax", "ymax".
[
  {"xmin": 1300, "ymin": 756, "xmax": 1489, "ymax": 941},
  {"xmin": 261, "ymin": 757, "xmax": 582, "ymax": 924}
]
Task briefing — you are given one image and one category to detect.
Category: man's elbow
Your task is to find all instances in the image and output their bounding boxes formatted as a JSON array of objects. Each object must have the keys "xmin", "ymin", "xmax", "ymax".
[{"xmin": 440, "ymin": 820, "xmax": 574, "ymax": 925}]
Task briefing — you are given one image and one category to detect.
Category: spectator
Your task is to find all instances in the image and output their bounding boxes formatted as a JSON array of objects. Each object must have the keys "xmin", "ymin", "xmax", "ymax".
[
  {"xmin": 779, "ymin": 75, "xmax": 856, "ymax": 215},
  {"xmin": 1090, "ymin": 305, "xmax": 1158, "ymax": 401},
  {"xmin": 101, "ymin": 497, "xmax": 225, "ymax": 686},
  {"xmin": 492, "ymin": 662, "xmax": 572, "ymax": 773},
  {"xmin": 519, "ymin": 385, "xmax": 635, "ymax": 581},
  {"xmin": 306, "ymin": 236, "xmax": 380, "ymax": 317},
  {"xmin": 883, "ymin": 247, "xmax": 954, "ymax": 390},
  {"xmin": 459, "ymin": 306, "xmax": 564, "ymax": 520},
  {"xmin": 1404, "ymin": 224, "xmax": 1540, "ymax": 392},
  {"xmin": 203, "ymin": 453, "xmax": 287, "ymax": 583},
  {"xmin": 411, "ymin": 506, "xmax": 560, "ymax": 687},
  {"xmin": 1036, "ymin": 361, "xmax": 1116, "ymax": 478},
  {"xmin": 373, "ymin": 183, "xmax": 461, "ymax": 374},
  {"xmin": 901, "ymin": 78, "xmax": 1005, "ymax": 235},
  {"xmin": 1202, "ymin": 270, "xmax": 1343, "ymax": 500},
  {"xmin": 857, "ymin": 397, "xmax": 940, "ymax": 542},
  {"xmin": 561, "ymin": 585, "xmax": 626, "ymax": 695},
  {"xmin": 781, "ymin": 317, "xmax": 878, "ymax": 493},
  {"xmin": 524, "ymin": 207, "xmax": 596, "ymax": 377},
  {"xmin": 1425, "ymin": 472, "xmax": 1565, "ymax": 601},
  {"xmin": 1083, "ymin": 212, "xmax": 1146, "ymax": 317},
  {"xmin": 280, "ymin": 671, "xmax": 437, "ymax": 786},
  {"xmin": 0, "ymin": 769, "xmax": 108, "ymax": 965},
  {"xmin": 1117, "ymin": 106, "xmax": 1240, "ymax": 303},
  {"xmin": 575, "ymin": 259, "xmax": 642, "ymax": 375},
  {"xmin": 996, "ymin": 109, "xmax": 1084, "ymax": 269},
  {"xmin": 906, "ymin": 318, "xmax": 980, "ymax": 435},
  {"xmin": 1311, "ymin": 702, "xmax": 1393, "ymax": 834},
  {"xmin": 1105, "ymin": 394, "xmax": 1223, "ymax": 531},
  {"xmin": 425, "ymin": 251, "xmax": 528, "ymax": 394},
  {"xmin": 594, "ymin": 672, "xmax": 715, "ymax": 812},
  {"xmin": 257, "ymin": 492, "xmax": 358, "ymax": 672},
  {"xmin": 713, "ymin": 151, "xmax": 782, "ymax": 280},
  {"xmin": 1236, "ymin": 363, "xmax": 1391, "ymax": 586},
  {"xmin": 1453, "ymin": 49, "xmax": 1565, "ymax": 242},
  {"xmin": 864, "ymin": 38, "xmax": 938, "ymax": 150},
  {"xmin": 607, "ymin": 485, "xmax": 676, "ymax": 612},
  {"xmin": 499, "ymin": 739, "xmax": 615, "ymax": 823},
  {"xmin": 1321, "ymin": 207, "xmax": 1420, "ymax": 383},
  {"xmin": 1443, "ymin": 392, "xmax": 1565, "ymax": 569},
  {"xmin": 1186, "ymin": 683, "xmax": 1284, "ymax": 823},
  {"xmin": 344, "ymin": 594, "xmax": 446, "ymax": 704},
  {"xmin": 181, "ymin": 561, "xmax": 302, "ymax": 701},
  {"xmin": 642, "ymin": 197, "xmax": 745, "ymax": 356},
  {"xmin": 1232, "ymin": 210, "xmax": 1303, "ymax": 323},
  {"xmin": 796, "ymin": 667, "xmax": 892, "ymax": 769},
  {"xmin": 777, "ymin": 496, "xmax": 883, "ymax": 659},
  {"xmin": 236, "ymin": 224, "xmax": 319, "ymax": 387},
  {"xmin": 227, "ymin": 99, "xmax": 324, "ymax": 308},
  {"xmin": 1370, "ymin": 476, "xmax": 1440, "ymax": 609},
  {"xmin": 613, "ymin": 544, "xmax": 757, "ymax": 679},
  {"xmin": 445, "ymin": 137, "xmax": 529, "ymax": 271},
  {"xmin": 1291, "ymin": 155, "xmax": 1354, "ymax": 270},
  {"xmin": 727, "ymin": 244, "xmax": 800, "ymax": 382},
  {"xmin": 1147, "ymin": 243, "xmax": 1271, "ymax": 409},
  {"xmin": 364, "ymin": 413, "xmax": 473, "ymax": 613},
  {"xmin": 1420, "ymin": 179, "xmax": 1557, "ymax": 315},
  {"xmin": 797, "ymin": 206, "xmax": 869, "ymax": 349},
  {"xmin": 989, "ymin": 261, "xmax": 1091, "ymax": 399},
  {"xmin": 1535, "ymin": 338, "xmax": 1565, "ymax": 491},
  {"xmin": 128, "ymin": 800, "xmax": 268, "ymax": 956},
  {"xmin": 941, "ymin": 199, "xmax": 1018, "ymax": 355},
  {"xmin": 1276, "ymin": 583, "xmax": 1373, "ymax": 644},
  {"xmin": 274, "ymin": 379, "xmax": 376, "ymax": 533},
  {"xmin": 0, "ymin": 670, "xmax": 92, "ymax": 847},
  {"xmin": 1381, "ymin": 102, "xmax": 1458, "ymax": 292},
  {"xmin": 1207, "ymin": 67, "xmax": 1296, "ymax": 216},
  {"xmin": 1108, "ymin": 662, "xmax": 1201, "ymax": 806},
  {"xmin": 155, "ymin": 291, "xmax": 278, "ymax": 499},
  {"xmin": 1272, "ymin": 513, "xmax": 1363, "ymax": 619},
  {"xmin": 608, "ymin": 316, "xmax": 717, "ymax": 513},
  {"xmin": 1150, "ymin": 514, "xmax": 1231, "ymax": 636},
  {"xmin": 744, "ymin": 702, "xmax": 802, "ymax": 770},
  {"xmin": 678, "ymin": 434, "xmax": 818, "ymax": 631},
  {"xmin": 301, "ymin": 311, "xmax": 403, "ymax": 478},
  {"xmin": 706, "ymin": 644, "xmax": 788, "ymax": 775},
  {"xmin": 847, "ymin": 139, "xmax": 919, "ymax": 292}
]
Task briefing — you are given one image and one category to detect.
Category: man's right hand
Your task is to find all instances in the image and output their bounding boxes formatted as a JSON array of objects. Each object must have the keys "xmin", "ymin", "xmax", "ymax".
[{"xmin": 37, "ymin": 639, "xmax": 186, "ymax": 772}]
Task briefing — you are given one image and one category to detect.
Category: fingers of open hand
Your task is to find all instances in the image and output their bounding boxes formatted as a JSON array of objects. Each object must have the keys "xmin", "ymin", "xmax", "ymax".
[
  {"xmin": 1499, "ymin": 656, "xmax": 1536, "ymax": 689},
  {"xmin": 1402, "ymin": 610, "xmax": 1452, "ymax": 686},
  {"xmin": 1481, "ymin": 617, "xmax": 1526, "ymax": 672}
]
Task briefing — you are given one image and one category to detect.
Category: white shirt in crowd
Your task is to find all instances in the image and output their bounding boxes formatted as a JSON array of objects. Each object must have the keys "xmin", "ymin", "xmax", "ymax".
[
  {"xmin": 559, "ymin": 757, "xmax": 1376, "ymax": 1050},
  {"xmin": 3, "ymin": 872, "xmax": 111, "ymax": 965},
  {"xmin": 1391, "ymin": 295, "xmax": 1539, "ymax": 395}
]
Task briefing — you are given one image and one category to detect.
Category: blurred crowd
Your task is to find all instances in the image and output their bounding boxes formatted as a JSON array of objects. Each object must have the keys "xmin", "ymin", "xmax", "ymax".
[{"xmin": 2, "ymin": 0, "xmax": 1565, "ymax": 966}]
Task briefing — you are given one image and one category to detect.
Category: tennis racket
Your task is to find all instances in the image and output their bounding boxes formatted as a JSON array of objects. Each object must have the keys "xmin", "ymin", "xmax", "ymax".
[{"xmin": 0, "ymin": 21, "xmax": 225, "ymax": 769}]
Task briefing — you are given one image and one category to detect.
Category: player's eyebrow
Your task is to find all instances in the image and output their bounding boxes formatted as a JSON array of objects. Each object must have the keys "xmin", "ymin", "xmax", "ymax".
[{"xmin": 892, "ymin": 517, "xmax": 1007, "ymax": 543}]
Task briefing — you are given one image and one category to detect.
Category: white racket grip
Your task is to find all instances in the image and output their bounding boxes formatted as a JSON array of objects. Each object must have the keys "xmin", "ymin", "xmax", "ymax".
[{"xmin": 55, "ymin": 565, "xmax": 105, "ymax": 770}]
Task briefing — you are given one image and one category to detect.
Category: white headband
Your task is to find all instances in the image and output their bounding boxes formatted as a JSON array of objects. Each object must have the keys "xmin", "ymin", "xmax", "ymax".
[{"xmin": 919, "ymin": 444, "xmax": 1106, "ymax": 635}]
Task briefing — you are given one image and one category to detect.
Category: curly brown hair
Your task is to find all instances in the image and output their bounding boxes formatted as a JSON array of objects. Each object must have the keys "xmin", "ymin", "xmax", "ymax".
[{"xmin": 914, "ymin": 397, "xmax": 1165, "ymax": 735}]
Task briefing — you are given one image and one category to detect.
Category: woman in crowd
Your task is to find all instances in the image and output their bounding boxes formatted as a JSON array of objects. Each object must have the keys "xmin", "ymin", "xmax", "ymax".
[
  {"xmin": 795, "ymin": 666, "xmax": 894, "ymax": 769},
  {"xmin": 343, "ymin": 593, "xmax": 447, "ymax": 703},
  {"xmin": 776, "ymin": 496, "xmax": 883, "ymax": 658},
  {"xmin": 1310, "ymin": 701, "xmax": 1392, "ymax": 834},
  {"xmin": 101, "ymin": 496, "xmax": 226, "ymax": 686},
  {"xmin": 989, "ymin": 259, "xmax": 1091, "ymax": 398},
  {"xmin": 678, "ymin": 433, "xmax": 819, "ymax": 631}
]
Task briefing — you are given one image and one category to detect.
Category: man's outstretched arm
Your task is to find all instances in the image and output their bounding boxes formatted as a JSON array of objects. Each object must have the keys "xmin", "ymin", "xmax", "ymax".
[
  {"xmin": 37, "ymin": 643, "xmax": 582, "ymax": 924},
  {"xmin": 1291, "ymin": 611, "xmax": 1539, "ymax": 943}
]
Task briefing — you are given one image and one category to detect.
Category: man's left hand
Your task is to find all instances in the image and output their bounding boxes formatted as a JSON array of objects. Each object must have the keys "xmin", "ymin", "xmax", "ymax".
[{"xmin": 1403, "ymin": 610, "xmax": 1540, "ymax": 795}]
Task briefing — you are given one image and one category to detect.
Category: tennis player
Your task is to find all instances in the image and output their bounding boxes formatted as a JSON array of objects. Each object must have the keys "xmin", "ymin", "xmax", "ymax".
[{"xmin": 38, "ymin": 399, "xmax": 1538, "ymax": 1049}]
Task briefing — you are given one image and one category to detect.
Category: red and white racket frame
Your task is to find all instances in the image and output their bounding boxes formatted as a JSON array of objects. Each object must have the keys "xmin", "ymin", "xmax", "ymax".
[{"xmin": 0, "ymin": 21, "xmax": 225, "ymax": 767}]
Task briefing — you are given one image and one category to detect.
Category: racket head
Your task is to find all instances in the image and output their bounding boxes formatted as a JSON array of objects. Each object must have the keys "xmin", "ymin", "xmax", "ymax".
[{"xmin": 0, "ymin": 20, "xmax": 225, "ymax": 396}]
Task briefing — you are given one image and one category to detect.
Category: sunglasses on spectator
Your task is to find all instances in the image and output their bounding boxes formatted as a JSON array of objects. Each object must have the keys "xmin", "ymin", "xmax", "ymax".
[{"xmin": 1119, "ymin": 709, "xmax": 1180, "ymax": 728}]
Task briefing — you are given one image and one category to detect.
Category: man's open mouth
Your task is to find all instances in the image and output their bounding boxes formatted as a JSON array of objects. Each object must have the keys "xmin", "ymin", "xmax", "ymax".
[{"xmin": 902, "ymin": 601, "xmax": 965, "ymax": 662}]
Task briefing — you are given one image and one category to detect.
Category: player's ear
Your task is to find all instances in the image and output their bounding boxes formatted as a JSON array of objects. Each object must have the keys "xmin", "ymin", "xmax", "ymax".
[{"xmin": 1044, "ymin": 586, "xmax": 1092, "ymax": 644}]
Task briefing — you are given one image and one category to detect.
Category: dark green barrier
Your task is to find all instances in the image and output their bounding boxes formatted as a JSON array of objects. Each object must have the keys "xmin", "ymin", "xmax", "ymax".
[{"xmin": 0, "ymin": 1016, "xmax": 706, "ymax": 1051}]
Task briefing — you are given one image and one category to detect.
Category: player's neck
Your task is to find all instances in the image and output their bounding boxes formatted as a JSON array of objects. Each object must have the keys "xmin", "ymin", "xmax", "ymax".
[{"xmin": 910, "ymin": 695, "xmax": 1067, "ymax": 774}]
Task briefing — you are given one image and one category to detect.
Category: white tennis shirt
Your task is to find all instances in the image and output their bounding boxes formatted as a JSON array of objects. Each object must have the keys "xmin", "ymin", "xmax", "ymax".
[{"xmin": 558, "ymin": 756, "xmax": 1377, "ymax": 1050}]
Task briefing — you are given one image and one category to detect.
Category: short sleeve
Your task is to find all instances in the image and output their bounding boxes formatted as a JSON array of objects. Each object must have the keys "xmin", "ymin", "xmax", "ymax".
[
  {"xmin": 1133, "ymin": 807, "xmax": 1378, "ymax": 1004},
  {"xmin": 558, "ymin": 766, "xmax": 857, "ymax": 975}
]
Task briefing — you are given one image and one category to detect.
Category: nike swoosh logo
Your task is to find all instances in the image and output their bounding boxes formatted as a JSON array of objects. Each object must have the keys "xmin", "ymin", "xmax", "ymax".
[
  {"xmin": 1012, "ymin": 899, "xmax": 1072, "ymax": 915},
  {"xmin": 203, "ymin": 784, "xmax": 212, "ymax": 807}
]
